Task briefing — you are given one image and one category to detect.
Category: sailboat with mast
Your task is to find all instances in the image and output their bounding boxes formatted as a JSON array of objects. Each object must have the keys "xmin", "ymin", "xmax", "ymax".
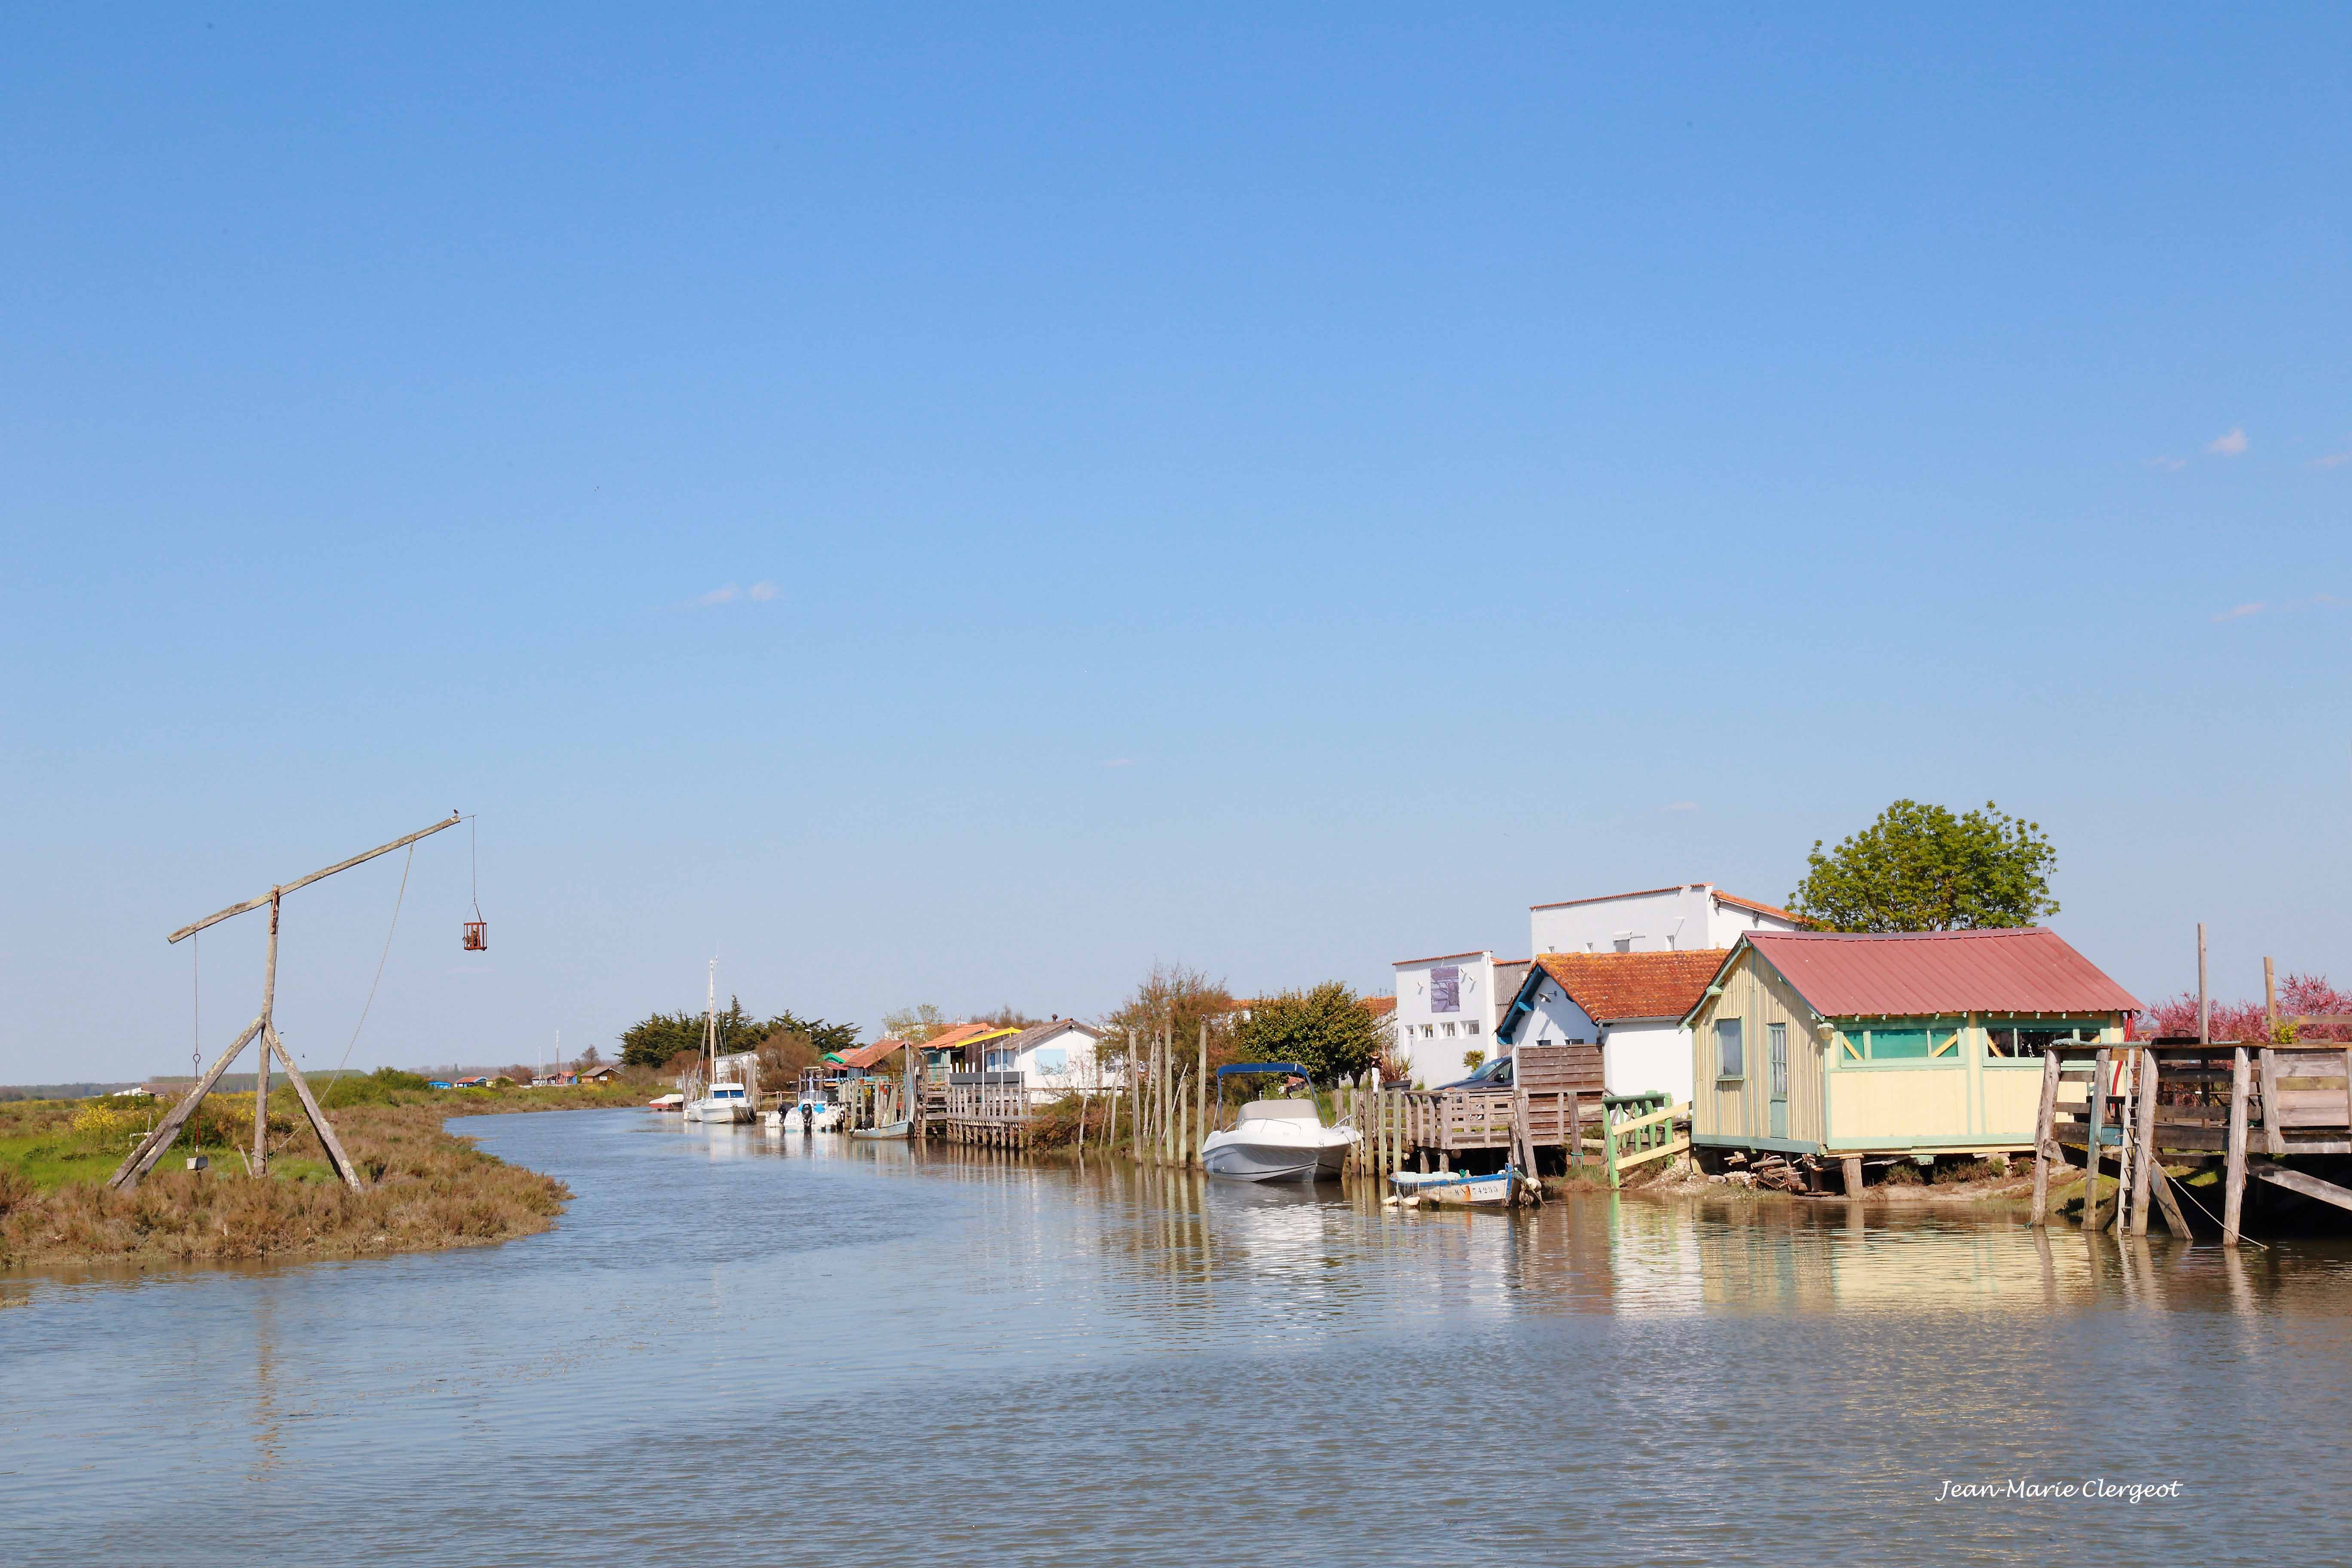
[{"xmin": 681, "ymin": 959, "xmax": 754, "ymax": 1124}]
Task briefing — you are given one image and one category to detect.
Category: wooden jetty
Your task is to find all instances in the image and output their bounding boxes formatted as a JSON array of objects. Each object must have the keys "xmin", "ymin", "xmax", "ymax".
[
  {"xmin": 1342, "ymin": 1044, "xmax": 1690, "ymax": 1190},
  {"xmin": 933, "ymin": 1073, "xmax": 1037, "ymax": 1150},
  {"xmin": 2030, "ymin": 1038, "xmax": 2352, "ymax": 1244}
]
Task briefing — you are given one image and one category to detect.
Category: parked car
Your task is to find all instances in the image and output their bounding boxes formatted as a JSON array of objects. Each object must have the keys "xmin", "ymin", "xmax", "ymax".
[{"xmin": 1434, "ymin": 1054, "xmax": 1513, "ymax": 1092}]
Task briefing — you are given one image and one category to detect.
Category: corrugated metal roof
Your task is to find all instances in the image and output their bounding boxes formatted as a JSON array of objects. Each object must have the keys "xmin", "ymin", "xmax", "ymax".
[{"xmin": 1745, "ymin": 928, "xmax": 2140, "ymax": 1017}]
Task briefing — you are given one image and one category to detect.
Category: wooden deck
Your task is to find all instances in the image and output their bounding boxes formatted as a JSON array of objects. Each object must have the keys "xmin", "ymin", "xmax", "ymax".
[{"xmin": 2031, "ymin": 1041, "xmax": 2352, "ymax": 1244}]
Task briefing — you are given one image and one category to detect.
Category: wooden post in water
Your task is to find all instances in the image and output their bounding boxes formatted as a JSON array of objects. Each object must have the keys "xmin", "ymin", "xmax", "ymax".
[
  {"xmin": 2223, "ymin": 1045, "xmax": 2250, "ymax": 1246},
  {"xmin": 2029, "ymin": 1049, "xmax": 2062, "ymax": 1226},
  {"xmin": 2128, "ymin": 1049, "xmax": 2157, "ymax": 1238},
  {"xmin": 1194, "ymin": 1023, "xmax": 1208, "ymax": 1168},
  {"xmin": 2083, "ymin": 1047, "xmax": 2109, "ymax": 1228},
  {"xmin": 2109, "ymin": 1049, "xmax": 2138, "ymax": 1235}
]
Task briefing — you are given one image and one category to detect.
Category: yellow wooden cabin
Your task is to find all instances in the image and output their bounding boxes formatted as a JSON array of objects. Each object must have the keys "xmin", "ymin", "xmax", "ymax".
[{"xmin": 1681, "ymin": 928, "xmax": 2139, "ymax": 1162}]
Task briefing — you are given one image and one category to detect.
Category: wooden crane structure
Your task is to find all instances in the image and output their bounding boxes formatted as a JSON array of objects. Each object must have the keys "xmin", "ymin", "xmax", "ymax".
[{"xmin": 109, "ymin": 812, "xmax": 463, "ymax": 1193}]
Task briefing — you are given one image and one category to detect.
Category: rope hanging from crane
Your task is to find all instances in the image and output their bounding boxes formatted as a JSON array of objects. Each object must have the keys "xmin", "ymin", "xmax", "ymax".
[{"xmin": 336, "ymin": 842, "xmax": 414, "ymax": 1075}]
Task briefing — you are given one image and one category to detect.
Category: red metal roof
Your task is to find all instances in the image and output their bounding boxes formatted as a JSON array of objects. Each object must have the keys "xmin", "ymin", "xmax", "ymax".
[{"xmin": 1743, "ymin": 928, "xmax": 2140, "ymax": 1017}]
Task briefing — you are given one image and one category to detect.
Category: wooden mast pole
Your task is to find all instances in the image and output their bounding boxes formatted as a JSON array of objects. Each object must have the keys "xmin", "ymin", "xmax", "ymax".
[{"xmin": 253, "ymin": 889, "xmax": 279, "ymax": 1175}]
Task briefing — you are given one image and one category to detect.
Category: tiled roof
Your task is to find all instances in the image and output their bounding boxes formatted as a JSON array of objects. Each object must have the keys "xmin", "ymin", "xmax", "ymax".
[
  {"xmin": 1532, "ymin": 950, "xmax": 1731, "ymax": 1023},
  {"xmin": 915, "ymin": 1022, "xmax": 1014, "ymax": 1056},
  {"xmin": 1360, "ymin": 995, "xmax": 1396, "ymax": 1018},
  {"xmin": 833, "ymin": 1037, "xmax": 906, "ymax": 1071},
  {"xmin": 1743, "ymin": 928, "xmax": 2141, "ymax": 1018}
]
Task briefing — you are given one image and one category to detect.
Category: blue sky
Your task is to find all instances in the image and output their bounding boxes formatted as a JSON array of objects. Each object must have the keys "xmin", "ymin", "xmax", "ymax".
[{"xmin": 3, "ymin": 6, "xmax": 2347, "ymax": 1081}]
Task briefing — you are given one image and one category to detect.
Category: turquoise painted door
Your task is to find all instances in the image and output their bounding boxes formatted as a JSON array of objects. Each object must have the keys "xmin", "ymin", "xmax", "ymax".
[{"xmin": 1768, "ymin": 1024, "xmax": 1788, "ymax": 1139}]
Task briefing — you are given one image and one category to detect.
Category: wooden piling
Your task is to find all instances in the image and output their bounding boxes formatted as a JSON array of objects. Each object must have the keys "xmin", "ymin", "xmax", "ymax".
[
  {"xmin": 2083, "ymin": 1046, "xmax": 2110, "ymax": 1229},
  {"xmin": 2029, "ymin": 1048, "xmax": 2061, "ymax": 1225},
  {"xmin": 1841, "ymin": 1156, "xmax": 1864, "ymax": 1198},
  {"xmin": 2128, "ymin": 1050, "xmax": 2157, "ymax": 1238},
  {"xmin": 2224, "ymin": 1045, "xmax": 2250, "ymax": 1246}
]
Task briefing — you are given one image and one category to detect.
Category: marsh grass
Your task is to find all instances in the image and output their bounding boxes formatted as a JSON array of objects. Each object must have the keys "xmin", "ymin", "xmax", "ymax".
[{"xmin": 0, "ymin": 1075, "xmax": 648, "ymax": 1270}]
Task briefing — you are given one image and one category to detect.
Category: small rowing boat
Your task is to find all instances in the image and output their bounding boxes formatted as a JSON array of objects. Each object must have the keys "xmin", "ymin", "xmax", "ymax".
[
  {"xmin": 851, "ymin": 1120, "xmax": 911, "ymax": 1141},
  {"xmin": 1388, "ymin": 1166, "xmax": 1522, "ymax": 1208}
]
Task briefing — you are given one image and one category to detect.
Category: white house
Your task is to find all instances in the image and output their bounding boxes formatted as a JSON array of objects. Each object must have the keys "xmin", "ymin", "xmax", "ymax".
[
  {"xmin": 987, "ymin": 1018, "xmax": 1110, "ymax": 1103},
  {"xmin": 1491, "ymin": 950, "xmax": 1729, "ymax": 1104},
  {"xmin": 1528, "ymin": 883, "xmax": 1801, "ymax": 957},
  {"xmin": 1390, "ymin": 951, "xmax": 1532, "ymax": 1088}
]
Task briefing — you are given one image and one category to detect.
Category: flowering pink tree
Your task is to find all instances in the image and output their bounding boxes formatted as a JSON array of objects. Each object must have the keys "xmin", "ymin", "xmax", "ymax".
[{"xmin": 2137, "ymin": 973, "xmax": 2351, "ymax": 1043}]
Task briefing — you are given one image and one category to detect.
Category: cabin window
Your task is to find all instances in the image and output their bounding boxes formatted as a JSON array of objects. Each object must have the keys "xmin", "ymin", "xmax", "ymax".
[
  {"xmin": 1442, "ymin": 1021, "xmax": 1457, "ymax": 1037},
  {"xmin": 1715, "ymin": 1019, "xmax": 1745, "ymax": 1079},
  {"xmin": 1464, "ymin": 1019, "xmax": 1480, "ymax": 1036},
  {"xmin": 1033, "ymin": 1047, "xmax": 1068, "ymax": 1073},
  {"xmin": 1839, "ymin": 1022, "xmax": 1965, "ymax": 1063},
  {"xmin": 1768, "ymin": 1024, "xmax": 1788, "ymax": 1096},
  {"xmin": 1985, "ymin": 1023, "xmax": 2099, "ymax": 1061}
]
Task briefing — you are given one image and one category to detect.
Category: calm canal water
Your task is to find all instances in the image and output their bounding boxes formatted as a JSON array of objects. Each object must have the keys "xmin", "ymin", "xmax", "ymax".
[{"xmin": 3, "ymin": 1109, "xmax": 2348, "ymax": 1565}]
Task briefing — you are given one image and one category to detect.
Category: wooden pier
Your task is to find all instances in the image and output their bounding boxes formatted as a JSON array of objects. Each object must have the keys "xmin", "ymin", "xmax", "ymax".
[
  {"xmin": 1341, "ymin": 1046, "xmax": 1690, "ymax": 1190},
  {"xmin": 2031, "ymin": 1039, "xmax": 2352, "ymax": 1244},
  {"xmin": 931, "ymin": 1074, "xmax": 1037, "ymax": 1150}
]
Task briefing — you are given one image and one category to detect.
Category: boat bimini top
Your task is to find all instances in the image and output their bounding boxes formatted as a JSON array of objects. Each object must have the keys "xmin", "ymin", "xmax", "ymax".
[{"xmin": 1216, "ymin": 1062, "xmax": 1320, "ymax": 1129}]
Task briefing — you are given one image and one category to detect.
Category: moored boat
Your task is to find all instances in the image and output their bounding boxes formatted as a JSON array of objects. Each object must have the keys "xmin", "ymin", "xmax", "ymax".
[
  {"xmin": 1389, "ymin": 1166, "xmax": 1522, "ymax": 1208},
  {"xmin": 850, "ymin": 1119, "xmax": 911, "ymax": 1141},
  {"xmin": 1199, "ymin": 1062, "xmax": 1354, "ymax": 1182}
]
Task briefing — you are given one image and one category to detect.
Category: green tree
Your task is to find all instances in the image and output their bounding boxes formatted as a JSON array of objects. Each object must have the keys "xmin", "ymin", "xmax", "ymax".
[
  {"xmin": 1788, "ymin": 799, "xmax": 2059, "ymax": 933},
  {"xmin": 620, "ymin": 1000, "xmax": 861, "ymax": 1069},
  {"xmin": 1105, "ymin": 963, "xmax": 1238, "ymax": 1075},
  {"xmin": 1234, "ymin": 982, "xmax": 1389, "ymax": 1083},
  {"xmin": 881, "ymin": 1004, "xmax": 948, "ymax": 1044}
]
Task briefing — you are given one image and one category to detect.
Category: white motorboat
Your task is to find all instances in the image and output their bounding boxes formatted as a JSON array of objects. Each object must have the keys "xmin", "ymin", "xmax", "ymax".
[
  {"xmin": 686, "ymin": 1080, "xmax": 753, "ymax": 1123},
  {"xmin": 1200, "ymin": 1062, "xmax": 1354, "ymax": 1182},
  {"xmin": 762, "ymin": 1105, "xmax": 804, "ymax": 1134},
  {"xmin": 795, "ymin": 1068, "xmax": 844, "ymax": 1132}
]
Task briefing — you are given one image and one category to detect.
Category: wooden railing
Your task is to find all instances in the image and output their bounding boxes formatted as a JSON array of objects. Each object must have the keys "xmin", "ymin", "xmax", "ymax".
[{"xmin": 2033, "ymin": 1041, "xmax": 2352, "ymax": 1246}]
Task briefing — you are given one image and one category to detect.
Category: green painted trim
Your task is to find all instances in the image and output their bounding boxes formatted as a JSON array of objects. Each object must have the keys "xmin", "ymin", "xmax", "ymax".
[{"xmin": 1694, "ymin": 1132, "xmax": 1826, "ymax": 1156}]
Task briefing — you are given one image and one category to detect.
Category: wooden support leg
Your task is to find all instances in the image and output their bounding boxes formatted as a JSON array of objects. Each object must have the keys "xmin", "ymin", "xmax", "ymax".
[
  {"xmin": 2083, "ymin": 1047, "xmax": 2110, "ymax": 1229},
  {"xmin": 2224, "ymin": 1047, "xmax": 2250, "ymax": 1246},
  {"xmin": 2029, "ymin": 1050, "xmax": 2061, "ymax": 1226},
  {"xmin": 266, "ymin": 1028, "xmax": 365, "ymax": 1191},
  {"xmin": 1842, "ymin": 1156, "xmax": 1864, "ymax": 1198},
  {"xmin": 108, "ymin": 1014, "xmax": 264, "ymax": 1190},
  {"xmin": 2129, "ymin": 1053, "xmax": 2158, "ymax": 1238}
]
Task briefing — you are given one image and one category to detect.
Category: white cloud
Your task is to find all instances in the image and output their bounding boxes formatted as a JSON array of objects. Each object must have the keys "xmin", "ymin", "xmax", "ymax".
[
  {"xmin": 2146, "ymin": 455, "xmax": 2187, "ymax": 472},
  {"xmin": 2207, "ymin": 427, "xmax": 2249, "ymax": 456},
  {"xmin": 2312, "ymin": 450, "xmax": 2352, "ymax": 470},
  {"xmin": 747, "ymin": 581, "xmax": 778, "ymax": 601},
  {"xmin": 697, "ymin": 584, "xmax": 740, "ymax": 606},
  {"xmin": 2213, "ymin": 602, "xmax": 2266, "ymax": 622}
]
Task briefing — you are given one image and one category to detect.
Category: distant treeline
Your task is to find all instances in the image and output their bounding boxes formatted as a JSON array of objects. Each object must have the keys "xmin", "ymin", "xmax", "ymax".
[{"xmin": 619, "ymin": 998, "xmax": 860, "ymax": 1069}]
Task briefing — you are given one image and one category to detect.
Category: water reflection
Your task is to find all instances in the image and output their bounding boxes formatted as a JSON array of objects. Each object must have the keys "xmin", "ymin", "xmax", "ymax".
[{"xmin": 4, "ymin": 1110, "xmax": 2349, "ymax": 1567}]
